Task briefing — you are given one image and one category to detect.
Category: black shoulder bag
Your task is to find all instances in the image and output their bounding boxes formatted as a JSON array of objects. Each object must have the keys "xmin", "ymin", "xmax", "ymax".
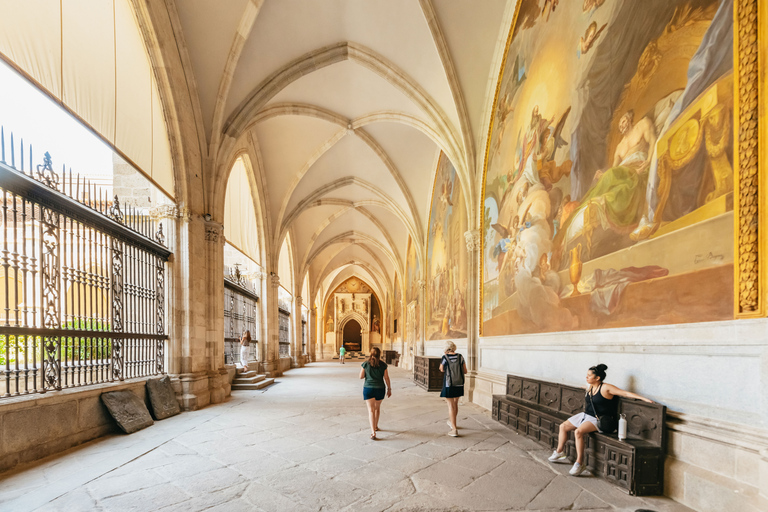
[{"xmin": 586, "ymin": 387, "xmax": 617, "ymax": 434}]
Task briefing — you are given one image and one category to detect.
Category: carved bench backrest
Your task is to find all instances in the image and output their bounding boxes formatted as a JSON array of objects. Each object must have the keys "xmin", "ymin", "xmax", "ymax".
[{"xmin": 505, "ymin": 374, "xmax": 665, "ymax": 448}]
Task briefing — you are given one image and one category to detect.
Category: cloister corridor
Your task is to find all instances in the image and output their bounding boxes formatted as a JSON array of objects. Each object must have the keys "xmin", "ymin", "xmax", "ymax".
[{"xmin": 0, "ymin": 363, "xmax": 692, "ymax": 512}]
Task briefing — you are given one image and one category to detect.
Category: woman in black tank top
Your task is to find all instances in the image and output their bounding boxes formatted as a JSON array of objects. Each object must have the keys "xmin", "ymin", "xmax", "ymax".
[{"xmin": 548, "ymin": 364, "xmax": 653, "ymax": 477}]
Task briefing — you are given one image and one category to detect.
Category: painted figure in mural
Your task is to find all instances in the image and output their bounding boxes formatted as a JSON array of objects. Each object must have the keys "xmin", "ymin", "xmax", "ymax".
[
  {"xmin": 579, "ymin": 22, "xmax": 607, "ymax": 56},
  {"xmin": 326, "ymin": 315, "xmax": 334, "ymax": 333},
  {"xmin": 372, "ymin": 314, "xmax": 380, "ymax": 334},
  {"xmin": 556, "ymin": 110, "xmax": 657, "ymax": 263}
]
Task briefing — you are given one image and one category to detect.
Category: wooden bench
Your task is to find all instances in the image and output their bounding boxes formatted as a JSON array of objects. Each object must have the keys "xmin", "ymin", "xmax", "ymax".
[
  {"xmin": 492, "ymin": 374, "xmax": 666, "ymax": 496},
  {"xmin": 413, "ymin": 356, "xmax": 442, "ymax": 392}
]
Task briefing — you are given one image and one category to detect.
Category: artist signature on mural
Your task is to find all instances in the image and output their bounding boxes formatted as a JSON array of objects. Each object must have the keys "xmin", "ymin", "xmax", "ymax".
[{"xmin": 694, "ymin": 252, "xmax": 724, "ymax": 265}]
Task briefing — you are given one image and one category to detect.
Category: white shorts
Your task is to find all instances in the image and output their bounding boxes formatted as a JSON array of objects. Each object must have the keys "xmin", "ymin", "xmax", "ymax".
[{"xmin": 567, "ymin": 412, "xmax": 598, "ymax": 430}]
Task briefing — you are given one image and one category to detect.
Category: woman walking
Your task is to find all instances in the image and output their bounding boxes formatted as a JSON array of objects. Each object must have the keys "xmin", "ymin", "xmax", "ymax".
[
  {"xmin": 359, "ymin": 347, "xmax": 391, "ymax": 439},
  {"xmin": 548, "ymin": 364, "xmax": 653, "ymax": 476},
  {"xmin": 440, "ymin": 341, "xmax": 467, "ymax": 437},
  {"xmin": 239, "ymin": 330, "xmax": 251, "ymax": 371}
]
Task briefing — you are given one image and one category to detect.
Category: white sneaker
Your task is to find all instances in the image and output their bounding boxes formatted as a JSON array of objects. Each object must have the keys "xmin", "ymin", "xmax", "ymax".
[
  {"xmin": 548, "ymin": 451, "xmax": 568, "ymax": 463},
  {"xmin": 569, "ymin": 462, "xmax": 586, "ymax": 476},
  {"xmin": 448, "ymin": 429, "xmax": 459, "ymax": 437}
]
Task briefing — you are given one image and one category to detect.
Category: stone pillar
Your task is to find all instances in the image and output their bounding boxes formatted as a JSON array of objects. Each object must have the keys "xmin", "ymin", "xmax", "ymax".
[
  {"xmin": 418, "ymin": 279, "xmax": 426, "ymax": 356},
  {"xmin": 255, "ymin": 270, "xmax": 267, "ymax": 366},
  {"xmin": 150, "ymin": 205, "xmax": 225, "ymax": 410},
  {"xmin": 204, "ymin": 220, "xmax": 228, "ymax": 403},
  {"xmin": 292, "ymin": 296, "xmax": 303, "ymax": 368},
  {"xmin": 464, "ymin": 229, "xmax": 482, "ymax": 400},
  {"xmin": 263, "ymin": 273, "xmax": 282, "ymax": 377},
  {"xmin": 309, "ymin": 306, "xmax": 317, "ymax": 362}
]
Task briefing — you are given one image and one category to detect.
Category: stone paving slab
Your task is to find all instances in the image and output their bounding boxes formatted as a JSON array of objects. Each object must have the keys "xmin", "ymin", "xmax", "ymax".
[{"xmin": 0, "ymin": 361, "xmax": 696, "ymax": 512}]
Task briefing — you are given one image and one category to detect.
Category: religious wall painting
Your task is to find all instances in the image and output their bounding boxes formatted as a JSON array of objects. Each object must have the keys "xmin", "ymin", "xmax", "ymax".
[
  {"xmin": 426, "ymin": 153, "xmax": 468, "ymax": 340},
  {"xmin": 482, "ymin": 0, "xmax": 735, "ymax": 336},
  {"xmin": 405, "ymin": 235, "xmax": 420, "ymax": 341}
]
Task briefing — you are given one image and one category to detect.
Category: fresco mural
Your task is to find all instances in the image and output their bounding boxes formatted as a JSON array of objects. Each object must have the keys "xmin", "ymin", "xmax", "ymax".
[
  {"xmin": 393, "ymin": 274, "xmax": 402, "ymax": 337},
  {"xmin": 482, "ymin": 0, "xmax": 735, "ymax": 335},
  {"xmin": 405, "ymin": 235, "xmax": 420, "ymax": 342},
  {"xmin": 426, "ymin": 153, "xmax": 468, "ymax": 340}
]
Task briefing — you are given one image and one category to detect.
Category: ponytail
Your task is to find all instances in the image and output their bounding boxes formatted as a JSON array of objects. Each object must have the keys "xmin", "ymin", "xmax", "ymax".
[{"xmin": 369, "ymin": 347, "xmax": 381, "ymax": 368}]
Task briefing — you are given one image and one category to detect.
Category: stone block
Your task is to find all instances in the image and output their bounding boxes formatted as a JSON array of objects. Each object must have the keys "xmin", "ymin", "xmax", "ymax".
[
  {"xmin": 146, "ymin": 375, "xmax": 181, "ymax": 420},
  {"xmin": 735, "ymin": 448, "xmax": 761, "ymax": 487},
  {"xmin": 101, "ymin": 390, "xmax": 154, "ymax": 434},
  {"xmin": 77, "ymin": 395, "xmax": 113, "ymax": 429},
  {"xmin": 5, "ymin": 402, "xmax": 78, "ymax": 453},
  {"xmin": 680, "ymin": 434, "xmax": 735, "ymax": 478}
]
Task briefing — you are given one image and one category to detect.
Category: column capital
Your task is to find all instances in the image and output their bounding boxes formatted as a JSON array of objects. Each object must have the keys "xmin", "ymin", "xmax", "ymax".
[
  {"xmin": 464, "ymin": 229, "xmax": 481, "ymax": 252},
  {"xmin": 254, "ymin": 270, "xmax": 268, "ymax": 281},
  {"xmin": 270, "ymin": 273, "xmax": 281, "ymax": 288},
  {"xmin": 296, "ymin": 296, "xmax": 303, "ymax": 307}
]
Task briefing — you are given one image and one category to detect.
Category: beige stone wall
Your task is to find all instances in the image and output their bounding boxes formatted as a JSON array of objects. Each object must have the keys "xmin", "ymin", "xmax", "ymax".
[{"xmin": 0, "ymin": 379, "xmax": 161, "ymax": 473}]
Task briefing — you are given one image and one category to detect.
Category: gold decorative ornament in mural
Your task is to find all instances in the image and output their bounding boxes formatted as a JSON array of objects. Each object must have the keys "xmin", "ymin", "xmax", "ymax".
[{"xmin": 480, "ymin": 0, "xmax": 755, "ymax": 336}]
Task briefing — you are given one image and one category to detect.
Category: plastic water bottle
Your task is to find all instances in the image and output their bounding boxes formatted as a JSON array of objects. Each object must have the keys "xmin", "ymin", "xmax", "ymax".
[{"xmin": 618, "ymin": 413, "xmax": 627, "ymax": 441}]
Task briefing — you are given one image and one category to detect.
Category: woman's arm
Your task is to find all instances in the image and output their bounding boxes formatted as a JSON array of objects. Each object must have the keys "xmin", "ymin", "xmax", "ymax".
[
  {"xmin": 359, "ymin": 367, "xmax": 366, "ymax": 379},
  {"xmin": 384, "ymin": 369, "xmax": 392, "ymax": 397},
  {"xmin": 604, "ymin": 383, "xmax": 653, "ymax": 403}
]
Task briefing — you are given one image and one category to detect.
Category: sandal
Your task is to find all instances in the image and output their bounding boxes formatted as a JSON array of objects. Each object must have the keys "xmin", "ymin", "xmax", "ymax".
[{"xmin": 370, "ymin": 432, "xmax": 377, "ymax": 440}]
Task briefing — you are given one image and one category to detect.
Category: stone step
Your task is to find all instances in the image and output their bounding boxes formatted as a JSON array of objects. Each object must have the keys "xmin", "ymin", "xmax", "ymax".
[
  {"xmin": 231, "ymin": 377, "xmax": 275, "ymax": 391},
  {"xmin": 236, "ymin": 370, "xmax": 259, "ymax": 378},
  {"xmin": 233, "ymin": 374, "xmax": 266, "ymax": 385}
]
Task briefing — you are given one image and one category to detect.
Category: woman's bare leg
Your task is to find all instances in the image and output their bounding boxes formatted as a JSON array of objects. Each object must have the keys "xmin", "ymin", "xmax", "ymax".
[
  {"xmin": 373, "ymin": 400, "xmax": 382, "ymax": 430},
  {"xmin": 450, "ymin": 397, "xmax": 459, "ymax": 429},
  {"xmin": 365, "ymin": 399, "xmax": 377, "ymax": 437},
  {"xmin": 573, "ymin": 422, "xmax": 598, "ymax": 464},
  {"xmin": 556, "ymin": 421, "xmax": 576, "ymax": 453}
]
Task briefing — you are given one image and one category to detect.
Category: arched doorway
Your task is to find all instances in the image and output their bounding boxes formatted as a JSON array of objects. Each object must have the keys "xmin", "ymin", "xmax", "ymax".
[{"xmin": 343, "ymin": 320, "xmax": 362, "ymax": 352}]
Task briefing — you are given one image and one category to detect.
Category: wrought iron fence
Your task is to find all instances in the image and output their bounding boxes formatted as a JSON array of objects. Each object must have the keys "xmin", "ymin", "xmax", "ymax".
[
  {"xmin": 223, "ymin": 265, "xmax": 259, "ymax": 365},
  {"xmin": 278, "ymin": 310, "xmax": 290, "ymax": 358},
  {"xmin": 0, "ymin": 129, "xmax": 170, "ymax": 398}
]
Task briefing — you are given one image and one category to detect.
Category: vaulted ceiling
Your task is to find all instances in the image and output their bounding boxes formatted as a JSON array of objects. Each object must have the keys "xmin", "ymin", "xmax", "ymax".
[{"xmin": 173, "ymin": 0, "xmax": 511, "ymax": 307}]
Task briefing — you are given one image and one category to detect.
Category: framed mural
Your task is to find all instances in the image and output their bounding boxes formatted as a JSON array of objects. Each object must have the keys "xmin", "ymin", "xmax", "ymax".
[
  {"xmin": 426, "ymin": 153, "xmax": 469, "ymax": 340},
  {"xmin": 480, "ymin": 0, "xmax": 762, "ymax": 336},
  {"xmin": 405, "ymin": 235, "xmax": 420, "ymax": 342}
]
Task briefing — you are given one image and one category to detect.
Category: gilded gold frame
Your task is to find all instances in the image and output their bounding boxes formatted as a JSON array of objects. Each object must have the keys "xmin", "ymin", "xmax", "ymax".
[
  {"xmin": 479, "ymin": 0, "xmax": 765, "ymax": 334},
  {"xmin": 734, "ymin": 0, "xmax": 766, "ymax": 318}
]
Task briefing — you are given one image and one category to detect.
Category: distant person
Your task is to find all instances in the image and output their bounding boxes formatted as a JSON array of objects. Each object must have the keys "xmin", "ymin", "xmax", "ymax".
[
  {"xmin": 548, "ymin": 364, "xmax": 653, "ymax": 476},
  {"xmin": 440, "ymin": 341, "xmax": 467, "ymax": 437},
  {"xmin": 239, "ymin": 330, "xmax": 251, "ymax": 371},
  {"xmin": 359, "ymin": 347, "xmax": 391, "ymax": 440},
  {"xmin": 339, "ymin": 345, "xmax": 346, "ymax": 364}
]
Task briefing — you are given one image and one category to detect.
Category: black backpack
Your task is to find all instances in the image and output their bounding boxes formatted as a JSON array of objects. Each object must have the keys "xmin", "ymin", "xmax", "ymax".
[{"xmin": 444, "ymin": 354, "xmax": 465, "ymax": 387}]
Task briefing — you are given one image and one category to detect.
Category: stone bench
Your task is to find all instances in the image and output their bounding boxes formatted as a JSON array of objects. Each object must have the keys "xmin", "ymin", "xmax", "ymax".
[{"xmin": 492, "ymin": 374, "xmax": 666, "ymax": 496}]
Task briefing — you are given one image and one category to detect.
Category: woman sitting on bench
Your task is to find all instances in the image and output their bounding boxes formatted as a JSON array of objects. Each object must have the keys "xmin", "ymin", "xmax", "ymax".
[{"xmin": 548, "ymin": 364, "xmax": 653, "ymax": 476}]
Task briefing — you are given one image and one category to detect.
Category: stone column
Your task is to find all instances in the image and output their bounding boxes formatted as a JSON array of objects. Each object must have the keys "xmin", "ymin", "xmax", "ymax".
[
  {"xmin": 150, "ymin": 205, "xmax": 223, "ymax": 410},
  {"xmin": 418, "ymin": 279, "xmax": 426, "ymax": 356},
  {"xmin": 204, "ymin": 220, "xmax": 228, "ymax": 403},
  {"xmin": 464, "ymin": 229, "xmax": 481, "ymax": 398},
  {"xmin": 292, "ymin": 296, "xmax": 303, "ymax": 368},
  {"xmin": 309, "ymin": 306, "xmax": 317, "ymax": 362},
  {"xmin": 263, "ymin": 273, "xmax": 282, "ymax": 377},
  {"xmin": 255, "ymin": 270, "xmax": 268, "ymax": 367}
]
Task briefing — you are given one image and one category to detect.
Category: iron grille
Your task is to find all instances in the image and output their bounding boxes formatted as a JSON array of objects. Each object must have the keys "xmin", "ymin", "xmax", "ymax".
[
  {"xmin": 278, "ymin": 310, "xmax": 290, "ymax": 358},
  {"xmin": 0, "ymin": 129, "xmax": 170, "ymax": 398},
  {"xmin": 223, "ymin": 273, "xmax": 258, "ymax": 365}
]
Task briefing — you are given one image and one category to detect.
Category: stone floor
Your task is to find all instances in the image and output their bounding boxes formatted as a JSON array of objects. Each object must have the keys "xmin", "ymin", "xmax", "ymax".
[{"xmin": 0, "ymin": 362, "xmax": 695, "ymax": 512}]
